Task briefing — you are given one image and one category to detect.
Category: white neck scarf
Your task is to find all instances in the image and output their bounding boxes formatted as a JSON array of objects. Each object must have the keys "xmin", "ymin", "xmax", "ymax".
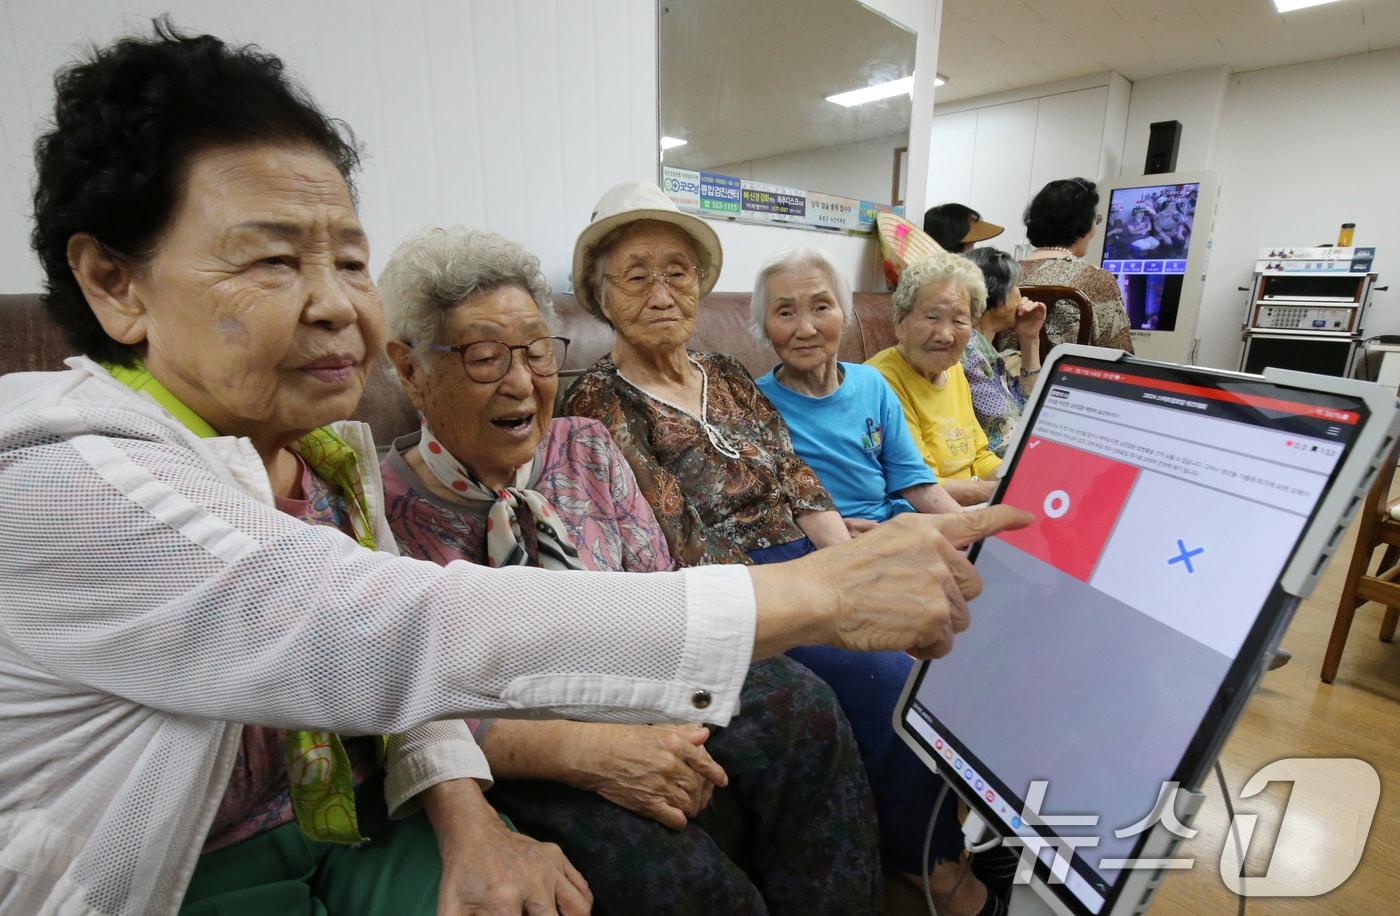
[{"xmin": 416, "ymin": 423, "xmax": 584, "ymax": 571}]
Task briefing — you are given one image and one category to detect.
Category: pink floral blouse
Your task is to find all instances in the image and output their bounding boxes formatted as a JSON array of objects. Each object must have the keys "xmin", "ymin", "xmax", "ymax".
[{"xmin": 381, "ymin": 416, "xmax": 673, "ymax": 575}]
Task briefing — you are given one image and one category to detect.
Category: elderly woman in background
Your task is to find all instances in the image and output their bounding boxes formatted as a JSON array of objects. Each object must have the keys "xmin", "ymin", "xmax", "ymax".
[
  {"xmin": 867, "ymin": 252, "xmax": 1003, "ymax": 506},
  {"xmin": 750, "ymin": 247, "xmax": 1014, "ymax": 916},
  {"xmin": 377, "ymin": 226, "xmax": 884, "ymax": 914},
  {"xmin": 0, "ymin": 23, "xmax": 1030, "ymax": 915},
  {"xmin": 1019, "ymin": 177, "xmax": 1133, "ymax": 351},
  {"xmin": 960, "ymin": 248, "xmax": 1047, "ymax": 458}
]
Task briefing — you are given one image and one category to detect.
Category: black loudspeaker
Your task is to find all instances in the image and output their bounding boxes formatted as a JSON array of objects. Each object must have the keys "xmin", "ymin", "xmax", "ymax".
[{"xmin": 1144, "ymin": 120, "xmax": 1182, "ymax": 174}]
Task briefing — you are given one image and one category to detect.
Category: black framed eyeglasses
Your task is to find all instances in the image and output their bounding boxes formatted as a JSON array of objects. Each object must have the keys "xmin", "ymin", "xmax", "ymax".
[{"xmin": 426, "ymin": 336, "xmax": 571, "ymax": 383}]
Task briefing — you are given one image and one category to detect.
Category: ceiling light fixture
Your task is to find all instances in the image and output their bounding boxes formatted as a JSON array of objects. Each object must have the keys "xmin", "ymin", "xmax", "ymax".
[
  {"xmin": 1273, "ymin": 0, "xmax": 1344, "ymax": 12},
  {"xmin": 659, "ymin": 136, "xmax": 688, "ymax": 150},
  {"xmin": 825, "ymin": 74, "xmax": 946, "ymax": 107},
  {"xmin": 826, "ymin": 75, "xmax": 914, "ymax": 107}
]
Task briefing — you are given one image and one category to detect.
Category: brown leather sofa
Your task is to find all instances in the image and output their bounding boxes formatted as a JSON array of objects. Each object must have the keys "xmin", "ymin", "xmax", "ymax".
[{"xmin": 1, "ymin": 291, "xmax": 902, "ymax": 445}]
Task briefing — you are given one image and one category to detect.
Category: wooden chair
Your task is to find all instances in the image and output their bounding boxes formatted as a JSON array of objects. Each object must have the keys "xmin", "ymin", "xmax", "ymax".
[
  {"xmin": 1019, "ymin": 284, "xmax": 1096, "ymax": 351},
  {"xmin": 1323, "ymin": 439, "xmax": 1400, "ymax": 682}
]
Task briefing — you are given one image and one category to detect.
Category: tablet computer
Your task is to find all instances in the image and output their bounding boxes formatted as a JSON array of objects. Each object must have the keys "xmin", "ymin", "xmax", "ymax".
[{"xmin": 893, "ymin": 345, "xmax": 1398, "ymax": 916}]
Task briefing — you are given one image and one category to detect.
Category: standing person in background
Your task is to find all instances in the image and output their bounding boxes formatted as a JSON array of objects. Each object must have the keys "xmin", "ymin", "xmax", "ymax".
[
  {"xmin": 923, "ymin": 203, "xmax": 1004, "ymax": 253},
  {"xmin": 1018, "ymin": 178, "xmax": 1134, "ymax": 352}
]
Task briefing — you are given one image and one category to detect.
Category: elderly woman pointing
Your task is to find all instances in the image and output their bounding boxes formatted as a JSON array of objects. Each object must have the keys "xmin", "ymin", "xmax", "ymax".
[{"xmin": 0, "ymin": 24, "xmax": 1028, "ymax": 916}]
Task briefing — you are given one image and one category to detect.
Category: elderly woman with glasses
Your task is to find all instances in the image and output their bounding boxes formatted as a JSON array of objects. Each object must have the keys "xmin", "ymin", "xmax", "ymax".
[
  {"xmin": 562, "ymin": 181, "xmax": 852, "ymax": 566},
  {"xmin": 2, "ymin": 23, "xmax": 1034, "ymax": 915},
  {"xmin": 960, "ymin": 248, "xmax": 1047, "ymax": 458},
  {"xmin": 380, "ymin": 226, "xmax": 887, "ymax": 914},
  {"xmin": 868, "ymin": 251, "xmax": 1004, "ymax": 506}
]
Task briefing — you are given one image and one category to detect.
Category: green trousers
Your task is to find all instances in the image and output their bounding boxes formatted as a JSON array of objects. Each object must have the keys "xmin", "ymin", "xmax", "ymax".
[{"xmin": 180, "ymin": 780, "xmax": 442, "ymax": 916}]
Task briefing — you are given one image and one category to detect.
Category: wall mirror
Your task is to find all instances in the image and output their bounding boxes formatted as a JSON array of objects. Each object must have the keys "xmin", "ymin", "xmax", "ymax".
[{"xmin": 658, "ymin": 0, "xmax": 915, "ymax": 208}]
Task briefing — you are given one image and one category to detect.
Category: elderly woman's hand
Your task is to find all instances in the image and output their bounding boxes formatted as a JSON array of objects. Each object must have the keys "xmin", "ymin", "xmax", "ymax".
[
  {"xmin": 423, "ymin": 779, "xmax": 592, "ymax": 916},
  {"xmin": 844, "ymin": 517, "xmax": 879, "ymax": 537},
  {"xmin": 748, "ymin": 505, "xmax": 1034, "ymax": 660},
  {"xmin": 1014, "ymin": 298, "xmax": 1048, "ymax": 343},
  {"xmin": 570, "ymin": 723, "xmax": 728, "ymax": 830}
]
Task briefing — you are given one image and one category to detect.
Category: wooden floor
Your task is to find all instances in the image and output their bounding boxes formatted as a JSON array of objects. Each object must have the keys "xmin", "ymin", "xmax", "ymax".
[{"xmin": 1150, "ymin": 479, "xmax": 1400, "ymax": 915}]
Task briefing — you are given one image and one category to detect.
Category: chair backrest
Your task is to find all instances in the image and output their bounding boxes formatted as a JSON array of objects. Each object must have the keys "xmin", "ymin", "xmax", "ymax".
[{"xmin": 1020, "ymin": 284, "xmax": 1095, "ymax": 352}]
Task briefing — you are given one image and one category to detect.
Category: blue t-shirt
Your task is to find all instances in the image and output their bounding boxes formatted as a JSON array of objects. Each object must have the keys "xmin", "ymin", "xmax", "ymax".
[{"xmin": 757, "ymin": 362, "xmax": 936, "ymax": 522}]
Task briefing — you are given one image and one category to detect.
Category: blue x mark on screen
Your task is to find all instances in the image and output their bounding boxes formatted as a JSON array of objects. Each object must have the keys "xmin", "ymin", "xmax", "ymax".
[{"xmin": 1168, "ymin": 539, "xmax": 1205, "ymax": 574}]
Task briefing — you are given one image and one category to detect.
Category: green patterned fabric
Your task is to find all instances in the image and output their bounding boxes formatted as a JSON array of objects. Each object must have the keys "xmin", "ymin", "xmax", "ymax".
[{"xmin": 104, "ymin": 360, "xmax": 375, "ymax": 845}]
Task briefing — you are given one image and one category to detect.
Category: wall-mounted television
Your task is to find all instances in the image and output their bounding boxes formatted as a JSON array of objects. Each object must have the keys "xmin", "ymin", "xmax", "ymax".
[{"xmin": 1087, "ymin": 172, "xmax": 1220, "ymax": 364}]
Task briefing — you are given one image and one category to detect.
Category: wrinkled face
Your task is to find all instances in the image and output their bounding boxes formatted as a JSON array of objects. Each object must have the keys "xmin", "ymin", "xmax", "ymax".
[
  {"xmin": 983, "ymin": 284, "xmax": 1023, "ymax": 334},
  {"xmin": 598, "ymin": 222, "xmax": 701, "ymax": 354},
  {"xmin": 412, "ymin": 285, "xmax": 557, "ymax": 482},
  {"xmin": 764, "ymin": 267, "xmax": 844, "ymax": 375},
  {"xmin": 895, "ymin": 280, "xmax": 973, "ymax": 380},
  {"xmin": 129, "ymin": 145, "xmax": 384, "ymax": 443}
]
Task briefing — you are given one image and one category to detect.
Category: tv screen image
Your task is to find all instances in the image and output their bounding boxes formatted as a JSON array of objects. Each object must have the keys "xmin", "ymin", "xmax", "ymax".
[{"xmin": 1100, "ymin": 182, "xmax": 1200, "ymax": 333}]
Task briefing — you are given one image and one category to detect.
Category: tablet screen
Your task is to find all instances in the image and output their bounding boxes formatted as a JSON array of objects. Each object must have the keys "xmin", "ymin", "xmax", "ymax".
[{"xmin": 900, "ymin": 356, "xmax": 1368, "ymax": 914}]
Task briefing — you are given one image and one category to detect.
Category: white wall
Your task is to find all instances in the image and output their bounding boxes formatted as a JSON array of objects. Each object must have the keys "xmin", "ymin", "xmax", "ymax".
[
  {"xmin": 709, "ymin": 220, "xmax": 885, "ymax": 295},
  {"xmin": 924, "ymin": 53, "xmax": 1400, "ymax": 371},
  {"xmin": 1119, "ymin": 66, "xmax": 1229, "ymax": 176},
  {"xmin": 0, "ymin": 0, "xmax": 657, "ymax": 297},
  {"xmin": 709, "ymin": 132, "xmax": 906, "ymax": 206},
  {"xmin": 1195, "ymin": 49, "xmax": 1400, "ymax": 369},
  {"xmin": 925, "ymin": 74, "xmax": 1131, "ymax": 253}
]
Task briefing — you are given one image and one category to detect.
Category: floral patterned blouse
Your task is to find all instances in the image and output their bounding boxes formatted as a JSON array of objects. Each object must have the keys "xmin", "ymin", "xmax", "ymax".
[
  {"xmin": 961, "ymin": 331, "xmax": 1033, "ymax": 459},
  {"xmin": 1015, "ymin": 255, "xmax": 1135, "ymax": 352},
  {"xmin": 561, "ymin": 352, "xmax": 835, "ymax": 567},
  {"xmin": 381, "ymin": 417, "xmax": 672, "ymax": 575}
]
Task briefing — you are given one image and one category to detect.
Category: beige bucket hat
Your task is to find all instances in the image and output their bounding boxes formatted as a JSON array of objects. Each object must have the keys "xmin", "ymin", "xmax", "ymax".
[{"xmin": 571, "ymin": 180, "xmax": 723, "ymax": 320}]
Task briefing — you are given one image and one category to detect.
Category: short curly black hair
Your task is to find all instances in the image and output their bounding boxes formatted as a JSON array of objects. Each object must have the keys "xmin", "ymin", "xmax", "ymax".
[
  {"xmin": 30, "ymin": 17, "xmax": 361, "ymax": 365},
  {"xmin": 1023, "ymin": 178, "xmax": 1099, "ymax": 248}
]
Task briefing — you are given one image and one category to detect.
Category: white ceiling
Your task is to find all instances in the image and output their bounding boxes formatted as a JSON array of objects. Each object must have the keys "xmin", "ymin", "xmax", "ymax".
[
  {"xmin": 660, "ymin": 0, "xmax": 1400, "ymax": 170},
  {"xmin": 659, "ymin": 0, "xmax": 915, "ymax": 170},
  {"xmin": 938, "ymin": 0, "xmax": 1400, "ymax": 103}
]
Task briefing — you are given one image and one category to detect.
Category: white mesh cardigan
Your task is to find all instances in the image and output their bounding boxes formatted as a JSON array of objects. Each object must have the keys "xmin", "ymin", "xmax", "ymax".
[{"xmin": 0, "ymin": 357, "xmax": 755, "ymax": 916}]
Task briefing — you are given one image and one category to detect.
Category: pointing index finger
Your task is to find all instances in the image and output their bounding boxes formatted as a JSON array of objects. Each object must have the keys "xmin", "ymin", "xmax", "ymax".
[{"xmin": 930, "ymin": 503, "xmax": 1034, "ymax": 549}]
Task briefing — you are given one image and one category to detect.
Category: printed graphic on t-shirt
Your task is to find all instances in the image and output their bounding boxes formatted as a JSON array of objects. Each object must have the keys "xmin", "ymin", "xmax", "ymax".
[
  {"xmin": 939, "ymin": 419, "xmax": 974, "ymax": 459},
  {"xmin": 861, "ymin": 417, "xmax": 883, "ymax": 453}
]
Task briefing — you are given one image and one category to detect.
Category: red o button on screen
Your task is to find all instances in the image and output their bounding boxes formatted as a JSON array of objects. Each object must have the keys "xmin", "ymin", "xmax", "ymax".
[{"xmin": 997, "ymin": 437, "xmax": 1140, "ymax": 582}]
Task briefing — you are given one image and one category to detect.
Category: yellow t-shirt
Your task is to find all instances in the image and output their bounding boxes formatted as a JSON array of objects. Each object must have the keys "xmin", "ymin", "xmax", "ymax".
[{"xmin": 866, "ymin": 346, "xmax": 1001, "ymax": 481}]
